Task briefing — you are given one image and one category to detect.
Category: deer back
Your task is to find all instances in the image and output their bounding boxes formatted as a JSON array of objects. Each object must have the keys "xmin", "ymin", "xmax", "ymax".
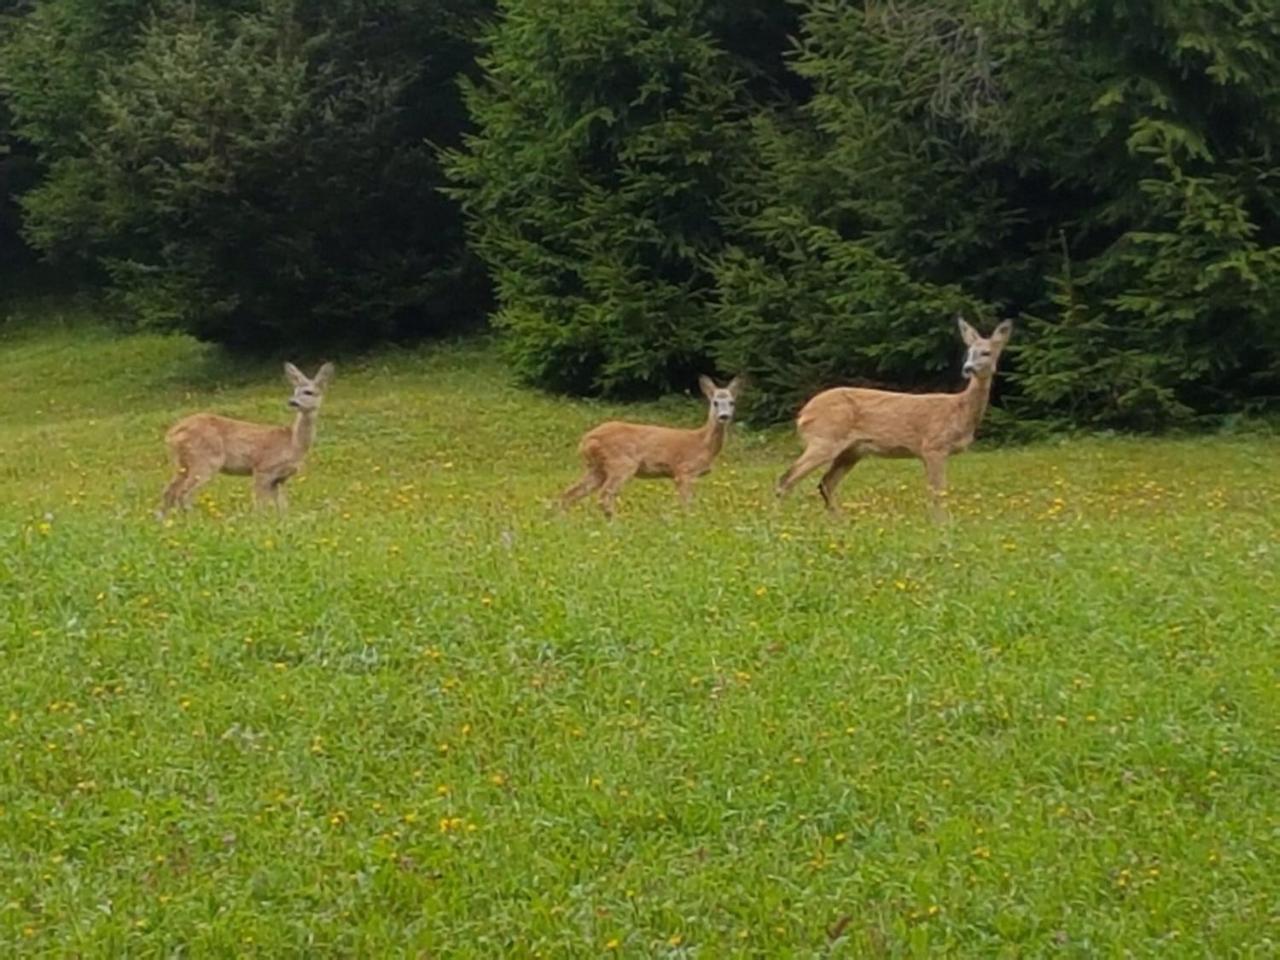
[
  {"xmin": 797, "ymin": 387, "xmax": 973, "ymax": 458},
  {"xmin": 168, "ymin": 414, "xmax": 296, "ymax": 474},
  {"xmin": 581, "ymin": 421, "xmax": 715, "ymax": 477}
]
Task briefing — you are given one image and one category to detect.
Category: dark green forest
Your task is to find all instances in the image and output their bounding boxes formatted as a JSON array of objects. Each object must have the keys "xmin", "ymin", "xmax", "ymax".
[{"xmin": 2, "ymin": 0, "xmax": 1278, "ymax": 428}]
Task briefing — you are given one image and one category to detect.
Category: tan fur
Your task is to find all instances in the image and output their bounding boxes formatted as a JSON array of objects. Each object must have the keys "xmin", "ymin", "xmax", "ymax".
[
  {"xmin": 560, "ymin": 375, "xmax": 743, "ymax": 518},
  {"xmin": 776, "ymin": 317, "xmax": 1013, "ymax": 517},
  {"xmin": 160, "ymin": 362, "xmax": 334, "ymax": 516}
]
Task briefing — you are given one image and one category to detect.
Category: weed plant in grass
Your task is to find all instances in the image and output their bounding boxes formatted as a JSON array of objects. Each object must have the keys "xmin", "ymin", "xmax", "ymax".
[{"xmin": 1, "ymin": 316, "xmax": 1277, "ymax": 955}]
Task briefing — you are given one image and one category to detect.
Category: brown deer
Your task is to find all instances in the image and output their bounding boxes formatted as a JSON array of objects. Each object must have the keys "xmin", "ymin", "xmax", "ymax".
[
  {"xmin": 560, "ymin": 375, "xmax": 743, "ymax": 518},
  {"xmin": 776, "ymin": 316, "xmax": 1013, "ymax": 518},
  {"xmin": 159, "ymin": 362, "xmax": 334, "ymax": 517}
]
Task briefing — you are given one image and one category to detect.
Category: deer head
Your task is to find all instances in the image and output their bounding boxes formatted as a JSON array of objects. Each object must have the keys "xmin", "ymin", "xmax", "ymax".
[
  {"xmin": 699, "ymin": 375, "xmax": 743, "ymax": 424},
  {"xmin": 957, "ymin": 317, "xmax": 1014, "ymax": 380},
  {"xmin": 284, "ymin": 362, "xmax": 335, "ymax": 412}
]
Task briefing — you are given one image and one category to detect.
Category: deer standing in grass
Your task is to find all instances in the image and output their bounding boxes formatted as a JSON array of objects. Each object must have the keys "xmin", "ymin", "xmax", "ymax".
[
  {"xmin": 159, "ymin": 362, "xmax": 334, "ymax": 517},
  {"xmin": 560, "ymin": 375, "xmax": 743, "ymax": 518},
  {"xmin": 776, "ymin": 317, "xmax": 1013, "ymax": 518}
]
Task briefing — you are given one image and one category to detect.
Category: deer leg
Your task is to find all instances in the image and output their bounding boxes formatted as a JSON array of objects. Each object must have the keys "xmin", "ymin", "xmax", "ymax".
[
  {"xmin": 160, "ymin": 443, "xmax": 200, "ymax": 517},
  {"xmin": 560, "ymin": 467, "xmax": 604, "ymax": 511},
  {"xmin": 598, "ymin": 464, "xmax": 637, "ymax": 520},
  {"xmin": 252, "ymin": 473, "xmax": 278, "ymax": 510},
  {"xmin": 160, "ymin": 467, "xmax": 188, "ymax": 517},
  {"xmin": 818, "ymin": 449, "xmax": 860, "ymax": 514},
  {"xmin": 176, "ymin": 468, "xmax": 214, "ymax": 511},
  {"xmin": 673, "ymin": 472, "xmax": 696, "ymax": 507},
  {"xmin": 776, "ymin": 443, "xmax": 837, "ymax": 500},
  {"xmin": 272, "ymin": 479, "xmax": 288, "ymax": 514},
  {"xmin": 160, "ymin": 436, "xmax": 222, "ymax": 515},
  {"xmin": 922, "ymin": 453, "xmax": 949, "ymax": 522}
]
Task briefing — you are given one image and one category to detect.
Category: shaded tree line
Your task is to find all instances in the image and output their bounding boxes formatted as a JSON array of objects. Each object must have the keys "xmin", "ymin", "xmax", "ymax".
[
  {"xmin": 3, "ymin": 0, "xmax": 1278, "ymax": 427},
  {"xmin": 1, "ymin": 0, "xmax": 491, "ymax": 344}
]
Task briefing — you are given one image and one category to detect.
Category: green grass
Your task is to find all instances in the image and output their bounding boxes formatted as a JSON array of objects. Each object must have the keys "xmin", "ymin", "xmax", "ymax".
[{"xmin": 1, "ymin": 312, "xmax": 1277, "ymax": 957}]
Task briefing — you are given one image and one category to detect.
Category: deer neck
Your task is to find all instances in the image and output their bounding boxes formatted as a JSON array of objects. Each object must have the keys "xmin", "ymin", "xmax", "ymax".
[
  {"xmin": 290, "ymin": 408, "xmax": 318, "ymax": 453},
  {"xmin": 701, "ymin": 411, "xmax": 728, "ymax": 458},
  {"xmin": 957, "ymin": 374, "xmax": 993, "ymax": 437}
]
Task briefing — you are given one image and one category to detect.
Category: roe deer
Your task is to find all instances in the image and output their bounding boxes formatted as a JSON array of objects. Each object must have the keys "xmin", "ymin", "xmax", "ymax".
[
  {"xmin": 776, "ymin": 316, "xmax": 1013, "ymax": 518},
  {"xmin": 560, "ymin": 375, "xmax": 743, "ymax": 518},
  {"xmin": 160, "ymin": 362, "xmax": 335, "ymax": 517}
]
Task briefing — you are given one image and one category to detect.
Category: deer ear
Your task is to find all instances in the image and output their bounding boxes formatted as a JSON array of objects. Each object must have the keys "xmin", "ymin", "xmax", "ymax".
[
  {"xmin": 991, "ymin": 320, "xmax": 1014, "ymax": 345},
  {"xmin": 726, "ymin": 375, "xmax": 744, "ymax": 398},
  {"xmin": 284, "ymin": 362, "xmax": 307, "ymax": 386},
  {"xmin": 956, "ymin": 315, "xmax": 980, "ymax": 347},
  {"xmin": 698, "ymin": 375, "xmax": 717, "ymax": 399},
  {"xmin": 313, "ymin": 362, "xmax": 335, "ymax": 389}
]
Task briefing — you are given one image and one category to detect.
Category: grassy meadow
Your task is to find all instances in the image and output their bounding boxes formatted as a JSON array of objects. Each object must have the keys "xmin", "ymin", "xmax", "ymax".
[{"xmin": 1, "ymin": 310, "xmax": 1277, "ymax": 956}]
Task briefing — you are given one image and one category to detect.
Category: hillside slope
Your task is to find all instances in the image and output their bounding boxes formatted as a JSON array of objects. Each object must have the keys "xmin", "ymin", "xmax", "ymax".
[{"xmin": 1, "ymin": 316, "xmax": 1276, "ymax": 955}]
